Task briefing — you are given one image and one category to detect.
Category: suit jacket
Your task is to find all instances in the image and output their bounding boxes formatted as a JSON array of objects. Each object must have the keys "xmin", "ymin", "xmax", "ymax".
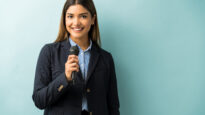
[{"xmin": 32, "ymin": 39, "xmax": 120, "ymax": 115}]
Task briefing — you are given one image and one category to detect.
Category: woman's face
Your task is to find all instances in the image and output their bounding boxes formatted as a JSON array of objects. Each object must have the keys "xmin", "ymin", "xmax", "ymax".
[{"xmin": 65, "ymin": 4, "xmax": 95, "ymax": 40}]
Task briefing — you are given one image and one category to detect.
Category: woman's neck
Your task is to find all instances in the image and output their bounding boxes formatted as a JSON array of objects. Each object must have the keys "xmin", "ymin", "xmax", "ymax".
[{"xmin": 70, "ymin": 36, "xmax": 90, "ymax": 51}]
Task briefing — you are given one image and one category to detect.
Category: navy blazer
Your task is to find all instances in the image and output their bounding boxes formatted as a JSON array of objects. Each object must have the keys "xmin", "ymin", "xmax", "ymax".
[{"xmin": 32, "ymin": 39, "xmax": 120, "ymax": 115}]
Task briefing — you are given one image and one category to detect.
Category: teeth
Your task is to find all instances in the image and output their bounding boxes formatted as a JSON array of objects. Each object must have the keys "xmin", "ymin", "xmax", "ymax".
[{"xmin": 73, "ymin": 28, "xmax": 82, "ymax": 31}]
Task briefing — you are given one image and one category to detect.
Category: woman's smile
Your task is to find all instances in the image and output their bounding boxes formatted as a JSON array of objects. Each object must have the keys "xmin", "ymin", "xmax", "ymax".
[{"xmin": 71, "ymin": 27, "xmax": 84, "ymax": 32}]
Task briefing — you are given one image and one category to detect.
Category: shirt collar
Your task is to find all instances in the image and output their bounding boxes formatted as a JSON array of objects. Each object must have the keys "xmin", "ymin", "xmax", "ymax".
[{"xmin": 69, "ymin": 38, "xmax": 92, "ymax": 52}]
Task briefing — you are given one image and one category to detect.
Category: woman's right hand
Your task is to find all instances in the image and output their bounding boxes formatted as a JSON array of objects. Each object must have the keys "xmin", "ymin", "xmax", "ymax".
[{"xmin": 65, "ymin": 55, "xmax": 79, "ymax": 81}]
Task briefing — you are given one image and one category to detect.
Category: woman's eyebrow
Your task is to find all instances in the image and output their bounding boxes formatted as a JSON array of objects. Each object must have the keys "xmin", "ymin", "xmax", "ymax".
[
  {"xmin": 79, "ymin": 13, "xmax": 89, "ymax": 15},
  {"xmin": 66, "ymin": 12, "xmax": 89, "ymax": 15},
  {"xmin": 66, "ymin": 13, "xmax": 73, "ymax": 15}
]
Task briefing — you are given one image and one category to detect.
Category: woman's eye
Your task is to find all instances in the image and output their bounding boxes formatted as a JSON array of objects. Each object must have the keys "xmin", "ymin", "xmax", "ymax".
[
  {"xmin": 81, "ymin": 15, "xmax": 87, "ymax": 18},
  {"xmin": 67, "ymin": 15, "xmax": 73, "ymax": 18}
]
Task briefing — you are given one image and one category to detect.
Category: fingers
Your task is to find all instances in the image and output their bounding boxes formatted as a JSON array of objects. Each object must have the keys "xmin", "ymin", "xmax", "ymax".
[
  {"xmin": 67, "ymin": 58, "xmax": 78, "ymax": 64},
  {"xmin": 65, "ymin": 55, "xmax": 79, "ymax": 72},
  {"xmin": 69, "ymin": 63, "xmax": 79, "ymax": 72},
  {"xmin": 68, "ymin": 55, "xmax": 78, "ymax": 60},
  {"xmin": 65, "ymin": 62, "xmax": 79, "ymax": 72},
  {"xmin": 65, "ymin": 55, "xmax": 79, "ymax": 80}
]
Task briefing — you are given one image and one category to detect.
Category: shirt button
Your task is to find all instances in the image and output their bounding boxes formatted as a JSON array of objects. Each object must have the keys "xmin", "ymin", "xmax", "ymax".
[{"xmin": 87, "ymin": 88, "xmax": 91, "ymax": 93}]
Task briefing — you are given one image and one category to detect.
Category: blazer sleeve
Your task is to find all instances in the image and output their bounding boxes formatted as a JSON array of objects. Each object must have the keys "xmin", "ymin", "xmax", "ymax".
[
  {"xmin": 32, "ymin": 44, "xmax": 72, "ymax": 109},
  {"xmin": 107, "ymin": 53, "xmax": 120, "ymax": 115}
]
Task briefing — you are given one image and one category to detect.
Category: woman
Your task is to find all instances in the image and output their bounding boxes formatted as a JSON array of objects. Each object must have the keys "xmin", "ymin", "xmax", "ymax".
[{"xmin": 32, "ymin": 0, "xmax": 120, "ymax": 115}]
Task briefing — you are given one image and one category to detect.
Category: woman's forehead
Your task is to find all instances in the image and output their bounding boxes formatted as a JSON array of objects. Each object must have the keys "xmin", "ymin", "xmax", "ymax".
[{"xmin": 66, "ymin": 4, "xmax": 89, "ymax": 14}]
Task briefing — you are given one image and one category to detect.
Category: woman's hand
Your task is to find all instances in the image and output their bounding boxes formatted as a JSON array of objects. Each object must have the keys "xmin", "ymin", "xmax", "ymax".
[{"xmin": 65, "ymin": 55, "xmax": 79, "ymax": 81}]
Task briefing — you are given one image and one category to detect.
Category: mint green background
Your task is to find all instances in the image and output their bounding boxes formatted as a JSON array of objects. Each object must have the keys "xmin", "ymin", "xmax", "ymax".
[{"xmin": 0, "ymin": 0, "xmax": 205, "ymax": 115}]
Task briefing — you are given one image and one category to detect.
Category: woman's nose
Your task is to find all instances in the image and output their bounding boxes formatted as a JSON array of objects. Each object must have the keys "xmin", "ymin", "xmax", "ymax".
[{"xmin": 73, "ymin": 17, "xmax": 80, "ymax": 26}]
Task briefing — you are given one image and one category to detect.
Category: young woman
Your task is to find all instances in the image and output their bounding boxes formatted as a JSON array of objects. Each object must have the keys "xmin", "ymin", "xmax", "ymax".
[{"xmin": 32, "ymin": 0, "xmax": 120, "ymax": 115}]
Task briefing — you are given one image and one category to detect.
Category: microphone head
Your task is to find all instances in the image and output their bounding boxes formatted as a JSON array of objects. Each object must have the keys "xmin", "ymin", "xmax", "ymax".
[{"xmin": 69, "ymin": 45, "xmax": 79, "ymax": 55}]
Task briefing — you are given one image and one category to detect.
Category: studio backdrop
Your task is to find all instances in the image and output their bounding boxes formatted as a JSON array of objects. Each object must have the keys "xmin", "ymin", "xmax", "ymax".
[{"xmin": 0, "ymin": 0, "xmax": 204, "ymax": 115}]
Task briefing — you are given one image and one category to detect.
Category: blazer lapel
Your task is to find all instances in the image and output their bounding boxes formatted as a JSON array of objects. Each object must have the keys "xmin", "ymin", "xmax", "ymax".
[{"xmin": 86, "ymin": 44, "xmax": 100, "ymax": 82}]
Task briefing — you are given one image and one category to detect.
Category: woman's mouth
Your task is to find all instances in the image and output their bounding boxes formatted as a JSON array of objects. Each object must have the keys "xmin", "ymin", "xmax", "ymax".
[{"xmin": 71, "ymin": 27, "xmax": 84, "ymax": 32}]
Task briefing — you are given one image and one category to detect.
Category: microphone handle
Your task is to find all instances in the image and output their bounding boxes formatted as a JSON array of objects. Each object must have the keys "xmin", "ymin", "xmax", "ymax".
[{"xmin": 71, "ymin": 71, "xmax": 75, "ymax": 85}]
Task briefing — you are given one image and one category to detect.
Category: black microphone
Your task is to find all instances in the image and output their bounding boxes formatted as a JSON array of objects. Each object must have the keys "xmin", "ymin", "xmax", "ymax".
[{"xmin": 69, "ymin": 45, "xmax": 79, "ymax": 84}]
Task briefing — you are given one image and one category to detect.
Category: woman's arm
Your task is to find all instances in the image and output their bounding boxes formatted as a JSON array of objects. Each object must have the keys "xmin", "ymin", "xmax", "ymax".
[
  {"xmin": 32, "ymin": 44, "xmax": 72, "ymax": 109},
  {"xmin": 107, "ymin": 53, "xmax": 120, "ymax": 115}
]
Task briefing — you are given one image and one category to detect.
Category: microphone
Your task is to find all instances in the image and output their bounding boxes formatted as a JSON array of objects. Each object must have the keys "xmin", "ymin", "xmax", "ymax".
[{"xmin": 69, "ymin": 45, "xmax": 79, "ymax": 84}]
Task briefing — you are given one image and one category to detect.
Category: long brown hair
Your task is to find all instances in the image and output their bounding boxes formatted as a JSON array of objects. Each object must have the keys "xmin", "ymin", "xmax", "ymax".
[{"xmin": 54, "ymin": 0, "xmax": 101, "ymax": 47}]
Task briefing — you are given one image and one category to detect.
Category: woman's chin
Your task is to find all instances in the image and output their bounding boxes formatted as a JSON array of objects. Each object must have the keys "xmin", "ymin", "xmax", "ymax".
[{"xmin": 70, "ymin": 34, "xmax": 87, "ymax": 39}]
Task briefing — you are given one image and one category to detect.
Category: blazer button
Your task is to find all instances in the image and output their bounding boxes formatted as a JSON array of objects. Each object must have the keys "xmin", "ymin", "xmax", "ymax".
[
  {"xmin": 58, "ymin": 85, "xmax": 64, "ymax": 92},
  {"xmin": 87, "ymin": 88, "xmax": 91, "ymax": 93},
  {"xmin": 89, "ymin": 112, "xmax": 92, "ymax": 115}
]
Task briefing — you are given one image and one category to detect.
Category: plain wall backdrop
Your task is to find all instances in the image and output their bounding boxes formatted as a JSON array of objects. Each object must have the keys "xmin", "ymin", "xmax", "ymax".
[{"xmin": 0, "ymin": 0, "xmax": 205, "ymax": 115}]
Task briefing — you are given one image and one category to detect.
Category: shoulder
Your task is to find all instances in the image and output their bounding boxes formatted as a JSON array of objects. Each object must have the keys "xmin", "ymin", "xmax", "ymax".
[
  {"xmin": 98, "ymin": 48, "xmax": 112, "ymax": 58},
  {"xmin": 91, "ymin": 42, "xmax": 112, "ymax": 59},
  {"xmin": 43, "ymin": 41, "xmax": 63, "ymax": 50},
  {"xmin": 95, "ymin": 46, "xmax": 114, "ymax": 64},
  {"xmin": 96, "ymin": 47, "xmax": 116, "ymax": 73},
  {"xmin": 40, "ymin": 40, "xmax": 67, "ymax": 53}
]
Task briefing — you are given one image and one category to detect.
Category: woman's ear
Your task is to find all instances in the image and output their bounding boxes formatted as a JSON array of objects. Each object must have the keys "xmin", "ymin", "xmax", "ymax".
[{"xmin": 91, "ymin": 15, "xmax": 96, "ymax": 25}]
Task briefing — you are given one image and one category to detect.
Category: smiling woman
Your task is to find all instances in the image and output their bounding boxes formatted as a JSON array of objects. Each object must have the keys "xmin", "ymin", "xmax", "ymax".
[
  {"xmin": 32, "ymin": 0, "xmax": 120, "ymax": 115},
  {"xmin": 65, "ymin": 4, "xmax": 95, "ymax": 49},
  {"xmin": 55, "ymin": 0, "xmax": 101, "ymax": 48}
]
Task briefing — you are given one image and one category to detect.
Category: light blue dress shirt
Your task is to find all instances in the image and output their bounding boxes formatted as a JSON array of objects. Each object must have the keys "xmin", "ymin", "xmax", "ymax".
[{"xmin": 69, "ymin": 38, "xmax": 92, "ymax": 111}]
